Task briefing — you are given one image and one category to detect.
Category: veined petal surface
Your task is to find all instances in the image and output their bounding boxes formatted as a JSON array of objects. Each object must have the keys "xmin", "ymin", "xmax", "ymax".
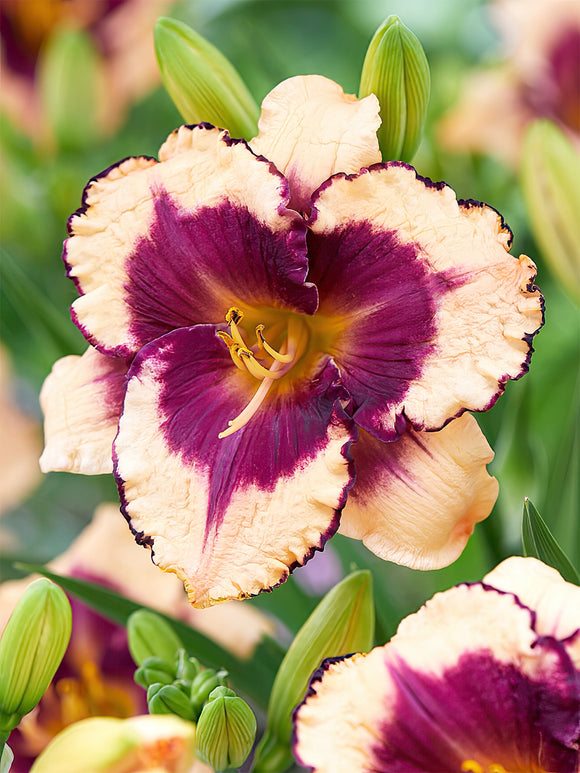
[
  {"xmin": 114, "ymin": 325, "xmax": 355, "ymax": 607},
  {"xmin": 250, "ymin": 75, "xmax": 381, "ymax": 212},
  {"xmin": 65, "ymin": 125, "xmax": 315, "ymax": 359},
  {"xmin": 40, "ymin": 347, "xmax": 127, "ymax": 475},
  {"xmin": 339, "ymin": 413, "xmax": 498, "ymax": 570},
  {"xmin": 308, "ymin": 163, "xmax": 544, "ymax": 437},
  {"xmin": 294, "ymin": 584, "xmax": 580, "ymax": 773}
]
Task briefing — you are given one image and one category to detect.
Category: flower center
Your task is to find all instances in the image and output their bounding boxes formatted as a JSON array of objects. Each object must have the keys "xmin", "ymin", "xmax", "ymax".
[
  {"xmin": 217, "ymin": 306, "xmax": 309, "ymax": 438},
  {"xmin": 461, "ymin": 762, "xmax": 537, "ymax": 773}
]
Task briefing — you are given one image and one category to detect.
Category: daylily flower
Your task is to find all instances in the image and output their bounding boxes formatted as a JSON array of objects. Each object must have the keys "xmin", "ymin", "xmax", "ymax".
[
  {"xmin": 438, "ymin": 0, "xmax": 580, "ymax": 165},
  {"xmin": 0, "ymin": 504, "xmax": 272, "ymax": 771},
  {"xmin": 40, "ymin": 75, "xmax": 543, "ymax": 607},
  {"xmin": 0, "ymin": 0, "xmax": 174, "ymax": 142},
  {"xmin": 293, "ymin": 556, "xmax": 580, "ymax": 772}
]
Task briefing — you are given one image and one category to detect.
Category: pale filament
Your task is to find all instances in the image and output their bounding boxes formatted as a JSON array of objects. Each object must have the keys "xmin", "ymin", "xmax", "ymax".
[{"xmin": 218, "ymin": 310, "xmax": 308, "ymax": 439}]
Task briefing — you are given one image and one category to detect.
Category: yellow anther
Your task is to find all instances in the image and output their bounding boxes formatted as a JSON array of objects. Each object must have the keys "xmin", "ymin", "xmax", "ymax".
[
  {"xmin": 256, "ymin": 324, "xmax": 293, "ymax": 363},
  {"xmin": 216, "ymin": 331, "xmax": 246, "ymax": 371},
  {"xmin": 225, "ymin": 307, "xmax": 243, "ymax": 325},
  {"xmin": 461, "ymin": 763, "xmax": 484, "ymax": 773}
]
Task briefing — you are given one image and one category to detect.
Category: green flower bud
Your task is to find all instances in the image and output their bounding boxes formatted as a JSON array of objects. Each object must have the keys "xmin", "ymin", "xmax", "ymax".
[
  {"xmin": 0, "ymin": 578, "xmax": 72, "ymax": 734},
  {"xmin": 38, "ymin": 27, "xmax": 100, "ymax": 151},
  {"xmin": 359, "ymin": 15, "xmax": 430, "ymax": 162},
  {"xmin": 127, "ymin": 609, "xmax": 183, "ymax": 667},
  {"xmin": 254, "ymin": 570, "xmax": 374, "ymax": 772},
  {"xmin": 175, "ymin": 650, "xmax": 201, "ymax": 684},
  {"xmin": 29, "ymin": 715, "xmax": 197, "ymax": 773},
  {"xmin": 520, "ymin": 119, "xmax": 580, "ymax": 303},
  {"xmin": 154, "ymin": 17, "xmax": 260, "ymax": 140},
  {"xmin": 134, "ymin": 656, "xmax": 176, "ymax": 690},
  {"xmin": 147, "ymin": 682, "xmax": 195, "ymax": 722},
  {"xmin": 190, "ymin": 668, "xmax": 228, "ymax": 718},
  {"xmin": 196, "ymin": 687, "xmax": 257, "ymax": 771}
]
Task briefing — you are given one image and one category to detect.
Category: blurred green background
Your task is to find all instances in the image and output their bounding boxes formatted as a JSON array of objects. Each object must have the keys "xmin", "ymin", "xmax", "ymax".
[{"xmin": 1, "ymin": 0, "xmax": 578, "ymax": 647}]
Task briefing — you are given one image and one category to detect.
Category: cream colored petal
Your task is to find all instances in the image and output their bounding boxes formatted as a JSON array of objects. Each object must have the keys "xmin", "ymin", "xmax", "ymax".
[
  {"xmin": 484, "ymin": 555, "xmax": 580, "ymax": 668},
  {"xmin": 339, "ymin": 414, "xmax": 498, "ymax": 569},
  {"xmin": 250, "ymin": 75, "xmax": 381, "ymax": 210},
  {"xmin": 311, "ymin": 164, "xmax": 543, "ymax": 432},
  {"xmin": 39, "ymin": 347, "xmax": 127, "ymax": 475},
  {"xmin": 67, "ymin": 126, "xmax": 306, "ymax": 356},
  {"xmin": 52, "ymin": 503, "xmax": 274, "ymax": 658}
]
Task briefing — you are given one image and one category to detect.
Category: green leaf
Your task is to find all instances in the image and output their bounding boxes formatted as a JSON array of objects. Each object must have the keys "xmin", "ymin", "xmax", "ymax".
[
  {"xmin": 521, "ymin": 499, "xmax": 580, "ymax": 584},
  {"xmin": 15, "ymin": 564, "xmax": 284, "ymax": 709}
]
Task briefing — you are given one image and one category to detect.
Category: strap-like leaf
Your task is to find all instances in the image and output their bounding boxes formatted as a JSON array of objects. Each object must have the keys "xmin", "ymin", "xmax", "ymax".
[{"xmin": 521, "ymin": 499, "xmax": 580, "ymax": 584}]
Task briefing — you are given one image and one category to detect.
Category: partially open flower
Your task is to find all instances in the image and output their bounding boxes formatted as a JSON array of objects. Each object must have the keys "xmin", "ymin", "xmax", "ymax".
[
  {"xmin": 40, "ymin": 74, "xmax": 543, "ymax": 607},
  {"xmin": 293, "ymin": 556, "xmax": 580, "ymax": 772}
]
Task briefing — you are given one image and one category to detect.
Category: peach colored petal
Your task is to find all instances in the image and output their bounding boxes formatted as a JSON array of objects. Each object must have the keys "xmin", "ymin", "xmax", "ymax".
[
  {"xmin": 310, "ymin": 164, "xmax": 543, "ymax": 433},
  {"xmin": 484, "ymin": 555, "xmax": 580, "ymax": 668},
  {"xmin": 339, "ymin": 414, "xmax": 498, "ymax": 570},
  {"xmin": 250, "ymin": 75, "xmax": 381, "ymax": 210},
  {"xmin": 39, "ymin": 347, "xmax": 127, "ymax": 475}
]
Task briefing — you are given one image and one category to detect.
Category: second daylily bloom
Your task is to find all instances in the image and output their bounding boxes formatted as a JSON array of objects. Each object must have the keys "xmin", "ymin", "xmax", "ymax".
[
  {"xmin": 40, "ymin": 75, "xmax": 543, "ymax": 606},
  {"xmin": 293, "ymin": 557, "xmax": 580, "ymax": 772}
]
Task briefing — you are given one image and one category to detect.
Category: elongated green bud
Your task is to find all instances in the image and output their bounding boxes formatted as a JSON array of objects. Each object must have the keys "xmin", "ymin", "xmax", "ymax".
[
  {"xmin": 359, "ymin": 15, "xmax": 430, "ymax": 162},
  {"xmin": 154, "ymin": 17, "xmax": 260, "ymax": 140},
  {"xmin": 520, "ymin": 119, "xmax": 580, "ymax": 302},
  {"xmin": 38, "ymin": 27, "xmax": 99, "ymax": 151},
  {"xmin": 0, "ymin": 579, "xmax": 71, "ymax": 735},
  {"xmin": 254, "ymin": 570, "xmax": 374, "ymax": 772},
  {"xmin": 147, "ymin": 683, "xmax": 195, "ymax": 721},
  {"xmin": 196, "ymin": 686, "xmax": 257, "ymax": 771},
  {"xmin": 127, "ymin": 609, "xmax": 183, "ymax": 667},
  {"xmin": 175, "ymin": 650, "xmax": 201, "ymax": 684}
]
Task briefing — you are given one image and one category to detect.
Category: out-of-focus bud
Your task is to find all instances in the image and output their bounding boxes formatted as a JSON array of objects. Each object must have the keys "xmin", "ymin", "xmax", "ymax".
[
  {"xmin": 359, "ymin": 15, "xmax": 430, "ymax": 162},
  {"xmin": 127, "ymin": 609, "xmax": 184, "ymax": 667},
  {"xmin": 38, "ymin": 27, "xmax": 100, "ymax": 152},
  {"xmin": 254, "ymin": 570, "xmax": 374, "ymax": 772},
  {"xmin": 521, "ymin": 119, "xmax": 580, "ymax": 303},
  {"xmin": 196, "ymin": 686, "xmax": 257, "ymax": 771},
  {"xmin": 0, "ymin": 578, "xmax": 71, "ymax": 735},
  {"xmin": 190, "ymin": 668, "xmax": 228, "ymax": 718},
  {"xmin": 154, "ymin": 17, "xmax": 260, "ymax": 140},
  {"xmin": 134, "ymin": 656, "xmax": 176, "ymax": 690},
  {"xmin": 0, "ymin": 744, "xmax": 13, "ymax": 773},
  {"xmin": 29, "ymin": 714, "xmax": 197, "ymax": 773},
  {"xmin": 175, "ymin": 650, "xmax": 201, "ymax": 684},
  {"xmin": 147, "ymin": 683, "xmax": 195, "ymax": 722}
]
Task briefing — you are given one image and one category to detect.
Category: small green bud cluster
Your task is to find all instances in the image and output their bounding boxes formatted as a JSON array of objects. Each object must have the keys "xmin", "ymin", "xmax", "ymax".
[
  {"xmin": 127, "ymin": 610, "xmax": 256, "ymax": 770},
  {"xmin": 135, "ymin": 648, "xmax": 228, "ymax": 723}
]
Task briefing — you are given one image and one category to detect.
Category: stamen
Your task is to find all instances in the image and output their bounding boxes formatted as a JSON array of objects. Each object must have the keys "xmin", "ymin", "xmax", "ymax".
[
  {"xmin": 216, "ymin": 332, "xmax": 246, "ymax": 371},
  {"xmin": 218, "ymin": 375, "xmax": 277, "ymax": 439},
  {"xmin": 237, "ymin": 347, "xmax": 286, "ymax": 380},
  {"xmin": 461, "ymin": 764, "xmax": 483, "ymax": 773},
  {"xmin": 255, "ymin": 324, "xmax": 293, "ymax": 363},
  {"xmin": 225, "ymin": 306, "xmax": 246, "ymax": 347}
]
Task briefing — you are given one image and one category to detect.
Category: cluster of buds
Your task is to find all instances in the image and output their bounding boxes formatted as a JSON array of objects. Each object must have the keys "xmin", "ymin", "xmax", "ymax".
[{"xmin": 128, "ymin": 609, "xmax": 257, "ymax": 770}]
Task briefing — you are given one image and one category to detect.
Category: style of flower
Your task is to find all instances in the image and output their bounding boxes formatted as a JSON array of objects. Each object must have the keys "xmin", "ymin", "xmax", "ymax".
[
  {"xmin": 293, "ymin": 556, "xmax": 580, "ymax": 773},
  {"xmin": 0, "ymin": 504, "xmax": 271, "ymax": 771},
  {"xmin": 40, "ymin": 75, "xmax": 543, "ymax": 607},
  {"xmin": 438, "ymin": 0, "xmax": 580, "ymax": 165}
]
